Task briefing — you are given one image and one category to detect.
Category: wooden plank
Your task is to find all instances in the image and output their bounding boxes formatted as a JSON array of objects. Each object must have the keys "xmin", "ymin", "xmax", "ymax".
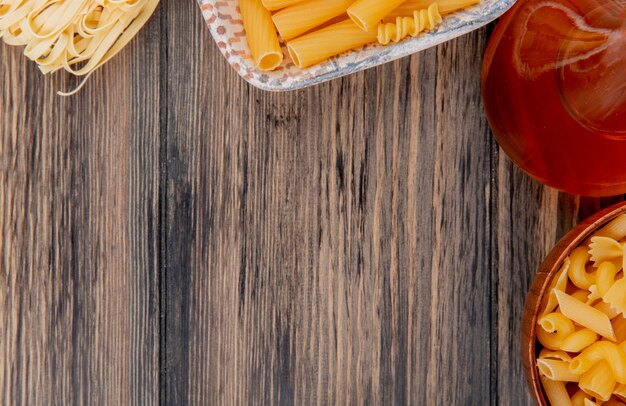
[
  {"xmin": 164, "ymin": 2, "xmax": 494, "ymax": 403},
  {"xmin": 0, "ymin": 12, "xmax": 162, "ymax": 405}
]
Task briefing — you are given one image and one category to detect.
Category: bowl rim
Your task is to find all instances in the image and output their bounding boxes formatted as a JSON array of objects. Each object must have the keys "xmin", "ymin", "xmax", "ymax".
[{"xmin": 521, "ymin": 201, "xmax": 626, "ymax": 406}]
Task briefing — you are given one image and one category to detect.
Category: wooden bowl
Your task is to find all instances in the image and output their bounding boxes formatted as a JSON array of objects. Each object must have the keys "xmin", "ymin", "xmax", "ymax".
[{"xmin": 521, "ymin": 201, "xmax": 626, "ymax": 405}]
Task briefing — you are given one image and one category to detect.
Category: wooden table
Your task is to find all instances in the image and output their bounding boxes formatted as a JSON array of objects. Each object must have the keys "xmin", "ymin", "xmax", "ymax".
[{"xmin": 1, "ymin": 1, "xmax": 624, "ymax": 404}]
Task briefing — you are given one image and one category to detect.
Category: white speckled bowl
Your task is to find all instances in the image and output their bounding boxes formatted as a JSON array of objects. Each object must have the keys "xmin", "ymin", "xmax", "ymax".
[{"xmin": 198, "ymin": 0, "xmax": 517, "ymax": 91}]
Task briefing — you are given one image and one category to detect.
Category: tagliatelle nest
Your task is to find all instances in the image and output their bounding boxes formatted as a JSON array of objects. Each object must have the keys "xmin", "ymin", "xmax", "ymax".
[{"xmin": 0, "ymin": 0, "xmax": 159, "ymax": 95}]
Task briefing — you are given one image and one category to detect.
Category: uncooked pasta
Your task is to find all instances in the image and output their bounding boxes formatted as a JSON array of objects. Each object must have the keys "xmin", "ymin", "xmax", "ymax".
[{"xmin": 0, "ymin": 0, "xmax": 159, "ymax": 95}]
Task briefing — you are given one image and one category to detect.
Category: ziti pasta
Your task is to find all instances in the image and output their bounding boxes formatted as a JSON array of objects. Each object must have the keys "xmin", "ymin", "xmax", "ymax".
[
  {"xmin": 536, "ymin": 214, "xmax": 626, "ymax": 405},
  {"xmin": 238, "ymin": 0, "xmax": 480, "ymax": 71}
]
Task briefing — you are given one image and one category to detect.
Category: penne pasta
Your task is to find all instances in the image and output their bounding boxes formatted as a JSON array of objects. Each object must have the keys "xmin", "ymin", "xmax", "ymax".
[
  {"xmin": 541, "ymin": 374, "xmax": 574, "ymax": 406},
  {"xmin": 595, "ymin": 215, "xmax": 626, "ymax": 242},
  {"xmin": 347, "ymin": 0, "xmax": 408, "ymax": 31},
  {"xmin": 538, "ymin": 358, "xmax": 581, "ymax": 382},
  {"xmin": 555, "ymin": 290, "xmax": 616, "ymax": 341},
  {"xmin": 540, "ymin": 349, "xmax": 573, "ymax": 362},
  {"xmin": 595, "ymin": 300, "xmax": 622, "ymax": 320},
  {"xmin": 286, "ymin": 19, "xmax": 377, "ymax": 69},
  {"xmin": 543, "ymin": 258, "xmax": 572, "ymax": 315},
  {"xmin": 239, "ymin": 0, "xmax": 284, "ymax": 71},
  {"xmin": 272, "ymin": 0, "xmax": 353, "ymax": 40}
]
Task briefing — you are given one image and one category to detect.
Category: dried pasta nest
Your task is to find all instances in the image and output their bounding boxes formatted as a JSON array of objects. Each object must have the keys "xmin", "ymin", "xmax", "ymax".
[{"xmin": 0, "ymin": 0, "xmax": 160, "ymax": 95}]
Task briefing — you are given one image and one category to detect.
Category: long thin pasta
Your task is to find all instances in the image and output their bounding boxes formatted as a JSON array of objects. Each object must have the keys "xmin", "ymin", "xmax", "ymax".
[{"xmin": 0, "ymin": 0, "xmax": 160, "ymax": 95}]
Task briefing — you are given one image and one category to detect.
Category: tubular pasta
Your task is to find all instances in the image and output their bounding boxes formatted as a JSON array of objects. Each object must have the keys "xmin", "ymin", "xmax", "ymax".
[
  {"xmin": 538, "ymin": 358, "xmax": 581, "ymax": 382},
  {"xmin": 579, "ymin": 360, "xmax": 617, "ymax": 401},
  {"xmin": 286, "ymin": 19, "xmax": 377, "ymax": 69},
  {"xmin": 569, "ymin": 246, "xmax": 597, "ymax": 289},
  {"xmin": 346, "ymin": 0, "xmax": 408, "ymax": 31},
  {"xmin": 595, "ymin": 215, "xmax": 626, "ymax": 241},
  {"xmin": 376, "ymin": 3, "xmax": 442, "ymax": 45},
  {"xmin": 555, "ymin": 290, "xmax": 616, "ymax": 341},
  {"xmin": 239, "ymin": 0, "xmax": 283, "ymax": 71},
  {"xmin": 541, "ymin": 374, "xmax": 574, "ymax": 406},
  {"xmin": 540, "ymin": 349, "xmax": 573, "ymax": 362},
  {"xmin": 543, "ymin": 258, "xmax": 572, "ymax": 315},
  {"xmin": 272, "ymin": 0, "xmax": 353, "ymax": 41},
  {"xmin": 261, "ymin": 0, "xmax": 305, "ymax": 11},
  {"xmin": 595, "ymin": 300, "xmax": 622, "ymax": 320},
  {"xmin": 385, "ymin": 0, "xmax": 480, "ymax": 20}
]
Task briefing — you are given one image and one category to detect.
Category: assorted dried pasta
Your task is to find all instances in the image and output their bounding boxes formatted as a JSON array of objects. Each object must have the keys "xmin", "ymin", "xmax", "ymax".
[
  {"xmin": 238, "ymin": 0, "xmax": 480, "ymax": 70},
  {"xmin": 0, "ymin": 0, "xmax": 159, "ymax": 95},
  {"xmin": 536, "ymin": 214, "xmax": 626, "ymax": 405}
]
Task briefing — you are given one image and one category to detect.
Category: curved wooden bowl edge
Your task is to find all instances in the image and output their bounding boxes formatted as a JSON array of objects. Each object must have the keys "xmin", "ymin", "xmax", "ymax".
[{"xmin": 521, "ymin": 201, "xmax": 626, "ymax": 406}]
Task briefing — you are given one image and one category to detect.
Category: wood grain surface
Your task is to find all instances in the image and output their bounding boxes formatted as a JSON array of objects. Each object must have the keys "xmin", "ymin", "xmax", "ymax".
[{"xmin": 1, "ymin": 1, "xmax": 624, "ymax": 405}]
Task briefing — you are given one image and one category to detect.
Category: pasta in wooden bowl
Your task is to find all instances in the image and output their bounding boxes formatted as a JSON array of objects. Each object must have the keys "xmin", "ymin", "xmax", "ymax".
[{"xmin": 522, "ymin": 202, "xmax": 626, "ymax": 406}]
